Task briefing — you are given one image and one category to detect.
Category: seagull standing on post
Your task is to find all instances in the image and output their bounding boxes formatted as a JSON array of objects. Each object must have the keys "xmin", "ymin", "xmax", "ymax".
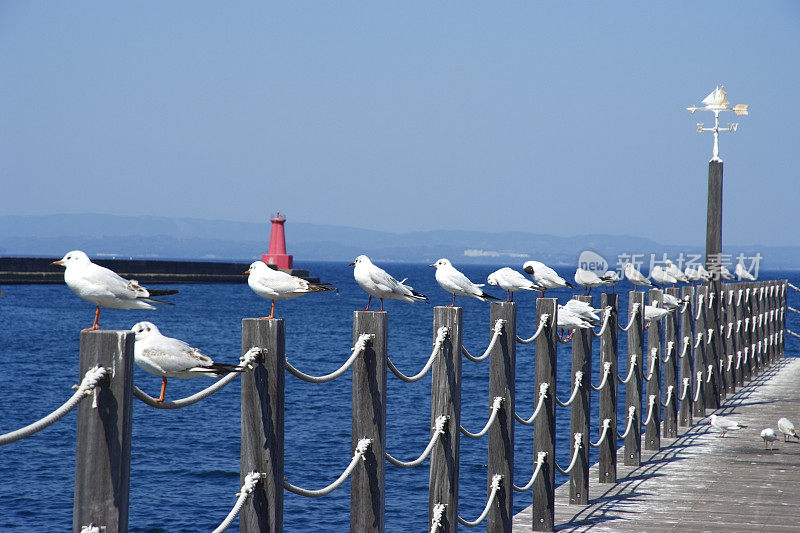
[
  {"xmin": 574, "ymin": 268, "xmax": 605, "ymax": 295},
  {"xmin": 624, "ymin": 263, "xmax": 654, "ymax": 291},
  {"xmin": 486, "ymin": 267, "xmax": 542, "ymax": 301},
  {"xmin": 350, "ymin": 255, "xmax": 427, "ymax": 311},
  {"xmin": 650, "ymin": 265, "xmax": 679, "ymax": 288},
  {"xmin": 522, "ymin": 260, "xmax": 574, "ymax": 297},
  {"xmin": 430, "ymin": 258, "xmax": 499, "ymax": 306},
  {"xmin": 246, "ymin": 260, "xmax": 335, "ymax": 319}
]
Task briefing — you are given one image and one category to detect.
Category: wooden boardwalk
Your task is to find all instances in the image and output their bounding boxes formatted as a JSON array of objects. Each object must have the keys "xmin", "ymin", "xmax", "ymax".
[{"xmin": 513, "ymin": 357, "xmax": 800, "ymax": 532}]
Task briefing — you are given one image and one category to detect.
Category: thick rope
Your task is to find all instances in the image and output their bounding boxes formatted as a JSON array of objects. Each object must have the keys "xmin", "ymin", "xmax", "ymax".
[
  {"xmin": 789, "ymin": 306, "xmax": 800, "ymax": 315},
  {"xmin": 694, "ymin": 293, "xmax": 705, "ymax": 320},
  {"xmin": 0, "ymin": 365, "xmax": 108, "ymax": 446},
  {"xmin": 512, "ymin": 452, "xmax": 547, "ymax": 492},
  {"xmin": 788, "ymin": 329, "xmax": 800, "ymax": 339},
  {"xmin": 590, "ymin": 307, "xmax": 612, "ymax": 337},
  {"xmin": 616, "ymin": 406, "xmax": 637, "ymax": 439},
  {"xmin": 555, "ymin": 372, "xmax": 583, "ymax": 407},
  {"xmin": 618, "ymin": 304, "xmax": 641, "ymax": 332},
  {"xmin": 678, "ymin": 336, "xmax": 691, "ymax": 359},
  {"xmin": 661, "ymin": 341, "xmax": 675, "ymax": 363},
  {"xmin": 590, "ymin": 362, "xmax": 612, "ymax": 391},
  {"xmin": 430, "ymin": 503, "xmax": 447, "ymax": 533},
  {"xmin": 678, "ymin": 377, "xmax": 691, "ymax": 401},
  {"xmin": 515, "ymin": 383, "xmax": 548, "ymax": 425},
  {"xmin": 617, "ymin": 355, "xmax": 637, "ymax": 385},
  {"xmin": 708, "ymin": 292, "xmax": 715, "ymax": 308},
  {"xmin": 693, "ymin": 372, "xmax": 703, "ymax": 402},
  {"xmin": 555, "ymin": 434, "xmax": 583, "ymax": 474},
  {"xmin": 460, "ymin": 397, "xmax": 503, "ymax": 439},
  {"xmin": 211, "ymin": 471, "xmax": 264, "ymax": 533},
  {"xmin": 643, "ymin": 349, "xmax": 657, "ymax": 382},
  {"xmin": 678, "ymin": 299, "xmax": 690, "ymax": 315},
  {"xmin": 133, "ymin": 348, "xmax": 261, "ymax": 409},
  {"xmin": 735, "ymin": 352, "xmax": 742, "ymax": 370},
  {"xmin": 726, "ymin": 354, "xmax": 735, "ymax": 372},
  {"xmin": 706, "ymin": 328, "xmax": 714, "ymax": 344},
  {"xmin": 642, "ymin": 395, "xmax": 657, "ymax": 426},
  {"xmin": 386, "ymin": 416, "xmax": 447, "ymax": 468},
  {"xmin": 588, "ymin": 419, "xmax": 612, "ymax": 448},
  {"xmin": 462, "ymin": 320, "xmax": 504, "ymax": 363},
  {"xmin": 727, "ymin": 322, "xmax": 734, "ymax": 339},
  {"xmin": 457, "ymin": 475, "xmax": 503, "ymax": 527},
  {"xmin": 660, "ymin": 385, "xmax": 674, "ymax": 408},
  {"xmin": 736, "ymin": 320, "xmax": 742, "ymax": 334},
  {"xmin": 387, "ymin": 328, "xmax": 448, "ymax": 383},
  {"xmin": 789, "ymin": 282, "xmax": 800, "ymax": 292},
  {"xmin": 284, "ymin": 438, "xmax": 371, "ymax": 497},
  {"xmin": 706, "ymin": 365, "xmax": 713, "ymax": 383},
  {"xmin": 737, "ymin": 289, "xmax": 744, "ymax": 307},
  {"xmin": 728, "ymin": 290, "xmax": 735, "ymax": 306},
  {"xmin": 516, "ymin": 314, "xmax": 549, "ymax": 344},
  {"xmin": 285, "ymin": 335, "xmax": 371, "ymax": 384}
]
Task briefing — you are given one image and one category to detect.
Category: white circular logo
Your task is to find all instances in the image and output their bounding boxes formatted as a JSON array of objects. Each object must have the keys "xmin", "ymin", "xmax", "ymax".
[{"xmin": 578, "ymin": 251, "xmax": 609, "ymax": 275}]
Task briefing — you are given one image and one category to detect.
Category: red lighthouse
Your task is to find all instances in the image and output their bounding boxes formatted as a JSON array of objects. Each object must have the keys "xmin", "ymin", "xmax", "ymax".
[{"xmin": 262, "ymin": 212, "xmax": 293, "ymax": 269}]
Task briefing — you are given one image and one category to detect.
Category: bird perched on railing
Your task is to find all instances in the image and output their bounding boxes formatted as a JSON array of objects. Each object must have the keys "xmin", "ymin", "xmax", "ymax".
[
  {"xmin": 708, "ymin": 414, "xmax": 747, "ymax": 437},
  {"xmin": 486, "ymin": 267, "xmax": 542, "ymax": 301},
  {"xmin": 131, "ymin": 321, "xmax": 242, "ymax": 403},
  {"xmin": 562, "ymin": 299, "xmax": 601, "ymax": 323},
  {"xmin": 430, "ymin": 258, "xmax": 499, "ymax": 306},
  {"xmin": 735, "ymin": 262, "xmax": 757, "ymax": 281},
  {"xmin": 573, "ymin": 268, "xmax": 605, "ymax": 295},
  {"xmin": 600, "ymin": 270, "xmax": 620, "ymax": 292},
  {"xmin": 684, "ymin": 266, "xmax": 703, "ymax": 284},
  {"xmin": 349, "ymin": 255, "xmax": 427, "ymax": 311},
  {"xmin": 522, "ymin": 260, "xmax": 574, "ymax": 297},
  {"xmin": 623, "ymin": 263, "xmax": 654, "ymax": 291},
  {"xmin": 246, "ymin": 260, "xmax": 335, "ymax": 319},
  {"xmin": 556, "ymin": 306, "xmax": 594, "ymax": 329},
  {"xmin": 52, "ymin": 250, "xmax": 178, "ymax": 331},
  {"xmin": 760, "ymin": 428, "xmax": 777, "ymax": 450},
  {"xmin": 778, "ymin": 417, "xmax": 798, "ymax": 442},
  {"xmin": 644, "ymin": 300, "xmax": 673, "ymax": 325},
  {"xmin": 650, "ymin": 265, "xmax": 678, "ymax": 288},
  {"xmin": 660, "ymin": 293, "xmax": 685, "ymax": 309},
  {"xmin": 665, "ymin": 260, "xmax": 689, "ymax": 284},
  {"xmin": 719, "ymin": 265, "xmax": 736, "ymax": 281}
]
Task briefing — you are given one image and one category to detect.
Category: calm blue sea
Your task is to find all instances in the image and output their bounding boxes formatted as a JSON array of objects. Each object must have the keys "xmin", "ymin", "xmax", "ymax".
[{"xmin": 1, "ymin": 262, "xmax": 798, "ymax": 532}]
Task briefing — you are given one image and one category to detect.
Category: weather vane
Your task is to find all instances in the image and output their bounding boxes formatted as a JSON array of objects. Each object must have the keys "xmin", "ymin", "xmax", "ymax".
[{"xmin": 686, "ymin": 85, "xmax": 748, "ymax": 161}]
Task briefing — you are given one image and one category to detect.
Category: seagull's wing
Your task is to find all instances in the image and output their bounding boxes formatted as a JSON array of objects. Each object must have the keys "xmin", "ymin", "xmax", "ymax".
[
  {"xmin": 368, "ymin": 264, "xmax": 408, "ymax": 295},
  {"xmin": 84, "ymin": 263, "xmax": 146, "ymax": 299}
]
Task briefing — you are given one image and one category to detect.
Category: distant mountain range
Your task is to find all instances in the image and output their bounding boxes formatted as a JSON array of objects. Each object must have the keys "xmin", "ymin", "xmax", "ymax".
[{"xmin": 1, "ymin": 214, "xmax": 797, "ymax": 270}]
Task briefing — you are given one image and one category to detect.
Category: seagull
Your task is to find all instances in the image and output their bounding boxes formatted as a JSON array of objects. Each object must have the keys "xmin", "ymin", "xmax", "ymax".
[
  {"xmin": 623, "ymin": 263, "xmax": 654, "ymax": 291},
  {"xmin": 761, "ymin": 428, "xmax": 778, "ymax": 450},
  {"xmin": 349, "ymin": 255, "xmax": 427, "ymax": 311},
  {"xmin": 778, "ymin": 417, "xmax": 798, "ymax": 442},
  {"xmin": 660, "ymin": 293, "xmax": 684, "ymax": 309},
  {"xmin": 522, "ymin": 260, "xmax": 574, "ymax": 297},
  {"xmin": 486, "ymin": 267, "xmax": 542, "ymax": 301},
  {"xmin": 573, "ymin": 268, "xmax": 605, "ymax": 294},
  {"xmin": 696, "ymin": 264, "xmax": 712, "ymax": 282},
  {"xmin": 563, "ymin": 299, "xmax": 601, "ymax": 322},
  {"xmin": 665, "ymin": 260, "xmax": 689, "ymax": 283},
  {"xmin": 650, "ymin": 265, "xmax": 678, "ymax": 288},
  {"xmin": 708, "ymin": 414, "xmax": 747, "ymax": 437},
  {"xmin": 644, "ymin": 301, "xmax": 672, "ymax": 323},
  {"xmin": 246, "ymin": 261, "xmax": 335, "ymax": 318},
  {"xmin": 600, "ymin": 270, "xmax": 620, "ymax": 292},
  {"xmin": 720, "ymin": 265, "xmax": 736, "ymax": 281},
  {"xmin": 684, "ymin": 266, "xmax": 702, "ymax": 284},
  {"xmin": 735, "ymin": 262, "xmax": 757, "ymax": 281},
  {"xmin": 430, "ymin": 258, "xmax": 499, "ymax": 306},
  {"xmin": 52, "ymin": 250, "xmax": 178, "ymax": 331},
  {"xmin": 557, "ymin": 306, "xmax": 594, "ymax": 329},
  {"xmin": 131, "ymin": 321, "xmax": 241, "ymax": 403}
]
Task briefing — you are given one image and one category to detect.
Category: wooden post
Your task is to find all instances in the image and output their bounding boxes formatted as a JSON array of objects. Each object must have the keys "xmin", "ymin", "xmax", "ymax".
[
  {"xmin": 734, "ymin": 284, "xmax": 746, "ymax": 386},
  {"xmin": 240, "ymin": 319, "xmax": 284, "ymax": 533},
  {"xmin": 663, "ymin": 287, "xmax": 679, "ymax": 438},
  {"xmin": 724, "ymin": 287, "xmax": 737, "ymax": 395},
  {"xmin": 693, "ymin": 286, "xmax": 707, "ymax": 418},
  {"xmin": 705, "ymin": 158, "xmax": 723, "ymax": 400},
  {"xmin": 679, "ymin": 286, "xmax": 694, "ymax": 427},
  {"xmin": 752, "ymin": 283, "xmax": 763, "ymax": 374},
  {"xmin": 598, "ymin": 293, "xmax": 618, "ymax": 483},
  {"xmin": 429, "ymin": 307, "xmax": 462, "ymax": 533},
  {"xmin": 488, "ymin": 302, "xmax": 515, "ymax": 532},
  {"xmin": 569, "ymin": 296, "xmax": 591, "ymax": 504},
  {"xmin": 353, "ymin": 311, "xmax": 387, "ymax": 533},
  {"xmin": 532, "ymin": 299, "xmax": 557, "ymax": 531},
  {"xmin": 781, "ymin": 280, "xmax": 787, "ymax": 357},
  {"xmin": 705, "ymin": 283, "xmax": 721, "ymax": 409},
  {"xmin": 645, "ymin": 289, "xmax": 662, "ymax": 451},
  {"xmin": 769, "ymin": 282, "xmax": 778, "ymax": 364},
  {"xmin": 73, "ymin": 330, "xmax": 134, "ymax": 533},
  {"xmin": 624, "ymin": 291, "xmax": 644, "ymax": 466}
]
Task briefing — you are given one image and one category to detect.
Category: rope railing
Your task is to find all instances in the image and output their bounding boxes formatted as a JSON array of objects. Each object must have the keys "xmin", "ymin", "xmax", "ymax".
[
  {"xmin": 515, "ymin": 383, "xmax": 549, "ymax": 425},
  {"xmin": 590, "ymin": 307, "xmax": 612, "ymax": 337},
  {"xmin": 618, "ymin": 304, "xmax": 641, "ymax": 332},
  {"xmin": 706, "ymin": 365, "xmax": 713, "ymax": 383},
  {"xmin": 789, "ymin": 306, "xmax": 800, "ymax": 315},
  {"xmin": 726, "ymin": 354, "xmax": 735, "ymax": 372},
  {"xmin": 211, "ymin": 471, "xmax": 265, "ymax": 533},
  {"xmin": 736, "ymin": 289, "xmax": 743, "ymax": 307},
  {"xmin": 616, "ymin": 406, "xmax": 637, "ymax": 439},
  {"xmin": 590, "ymin": 362, "xmax": 612, "ymax": 391},
  {"xmin": 660, "ymin": 385, "xmax": 674, "ymax": 408},
  {"xmin": 0, "ymin": 365, "xmax": 108, "ymax": 446},
  {"xmin": 694, "ymin": 293, "xmax": 705, "ymax": 320},
  {"xmin": 285, "ymin": 335, "xmax": 371, "ymax": 384},
  {"xmin": 457, "ymin": 474, "xmax": 503, "ymax": 527},
  {"xmin": 554, "ymin": 434, "xmax": 582, "ymax": 475},
  {"xmin": 133, "ymin": 347, "xmax": 262, "ymax": 409},
  {"xmin": 661, "ymin": 341, "xmax": 675, "ymax": 363},
  {"xmin": 643, "ymin": 349, "xmax": 657, "ymax": 382},
  {"xmin": 512, "ymin": 452, "xmax": 547, "ymax": 492},
  {"xmin": 678, "ymin": 336, "xmax": 691, "ymax": 359},
  {"xmin": 788, "ymin": 282, "xmax": 800, "ymax": 292},
  {"xmin": 693, "ymin": 372, "xmax": 703, "ymax": 402},
  {"xmin": 462, "ymin": 320, "xmax": 504, "ymax": 363},
  {"xmin": 387, "ymin": 328, "xmax": 448, "ymax": 383},
  {"xmin": 678, "ymin": 298, "xmax": 690, "ymax": 314},
  {"xmin": 642, "ymin": 395, "xmax": 657, "ymax": 426},
  {"xmin": 788, "ymin": 329, "xmax": 800, "ymax": 339},
  {"xmin": 516, "ymin": 314, "xmax": 549, "ymax": 344},
  {"xmin": 386, "ymin": 416, "xmax": 447, "ymax": 468},
  {"xmin": 555, "ymin": 372, "xmax": 583, "ymax": 407},
  {"xmin": 678, "ymin": 377, "xmax": 691, "ymax": 402},
  {"xmin": 460, "ymin": 397, "xmax": 503, "ymax": 439},
  {"xmin": 284, "ymin": 438, "xmax": 371, "ymax": 497},
  {"xmin": 588, "ymin": 419, "xmax": 612, "ymax": 448},
  {"xmin": 735, "ymin": 352, "xmax": 742, "ymax": 370},
  {"xmin": 617, "ymin": 355, "xmax": 637, "ymax": 385}
]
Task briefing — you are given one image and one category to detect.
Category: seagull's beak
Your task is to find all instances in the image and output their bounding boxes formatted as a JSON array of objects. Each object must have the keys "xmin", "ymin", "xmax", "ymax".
[
  {"xmin": 51, "ymin": 260, "xmax": 63, "ymax": 266},
  {"xmin": 348, "ymin": 262, "xmax": 355, "ymax": 267},
  {"xmin": 428, "ymin": 264, "xmax": 435, "ymax": 268},
  {"xmin": 243, "ymin": 270, "xmax": 250, "ymax": 275}
]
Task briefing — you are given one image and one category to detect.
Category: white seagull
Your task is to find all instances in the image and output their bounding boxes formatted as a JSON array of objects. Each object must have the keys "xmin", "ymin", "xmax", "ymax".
[
  {"xmin": 650, "ymin": 265, "xmax": 678, "ymax": 288},
  {"xmin": 522, "ymin": 260, "xmax": 574, "ymax": 296},
  {"xmin": 720, "ymin": 265, "xmax": 736, "ymax": 281},
  {"xmin": 131, "ymin": 321, "xmax": 241, "ymax": 403},
  {"xmin": 430, "ymin": 258, "xmax": 499, "ymax": 306},
  {"xmin": 623, "ymin": 263, "xmax": 654, "ymax": 290},
  {"xmin": 660, "ymin": 293, "xmax": 684, "ymax": 309},
  {"xmin": 557, "ymin": 306, "xmax": 594, "ymax": 329},
  {"xmin": 574, "ymin": 268, "xmax": 605, "ymax": 294},
  {"xmin": 246, "ymin": 261, "xmax": 335, "ymax": 318},
  {"xmin": 684, "ymin": 266, "xmax": 703, "ymax": 284},
  {"xmin": 349, "ymin": 255, "xmax": 427, "ymax": 311},
  {"xmin": 644, "ymin": 301, "xmax": 672, "ymax": 323},
  {"xmin": 563, "ymin": 299, "xmax": 601, "ymax": 322},
  {"xmin": 735, "ymin": 262, "xmax": 757, "ymax": 281},
  {"xmin": 778, "ymin": 417, "xmax": 798, "ymax": 442},
  {"xmin": 52, "ymin": 250, "xmax": 178, "ymax": 331},
  {"xmin": 708, "ymin": 414, "xmax": 747, "ymax": 437},
  {"xmin": 665, "ymin": 260, "xmax": 689, "ymax": 283},
  {"xmin": 601, "ymin": 270, "xmax": 620, "ymax": 292},
  {"xmin": 486, "ymin": 267, "xmax": 542, "ymax": 302},
  {"xmin": 760, "ymin": 428, "xmax": 778, "ymax": 450},
  {"xmin": 696, "ymin": 264, "xmax": 712, "ymax": 282}
]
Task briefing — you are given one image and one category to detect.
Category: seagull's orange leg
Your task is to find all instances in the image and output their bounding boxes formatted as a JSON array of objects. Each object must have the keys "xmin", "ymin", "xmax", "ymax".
[
  {"xmin": 448, "ymin": 293, "xmax": 455, "ymax": 307},
  {"xmin": 359, "ymin": 295, "xmax": 372, "ymax": 312},
  {"xmin": 379, "ymin": 298, "xmax": 384, "ymax": 311},
  {"xmin": 260, "ymin": 300, "xmax": 275, "ymax": 319},
  {"xmin": 82, "ymin": 306, "xmax": 101, "ymax": 332},
  {"xmin": 156, "ymin": 377, "xmax": 167, "ymax": 403}
]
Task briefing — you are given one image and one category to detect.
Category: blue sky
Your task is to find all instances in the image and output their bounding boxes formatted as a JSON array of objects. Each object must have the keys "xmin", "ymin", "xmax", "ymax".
[{"xmin": 1, "ymin": 2, "xmax": 798, "ymax": 246}]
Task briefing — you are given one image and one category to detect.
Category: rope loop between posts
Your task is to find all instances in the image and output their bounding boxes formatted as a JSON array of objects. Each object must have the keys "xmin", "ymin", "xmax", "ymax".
[
  {"xmin": 708, "ymin": 291, "xmax": 715, "ymax": 309},
  {"xmin": 387, "ymin": 328, "xmax": 448, "ymax": 383},
  {"xmin": 516, "ymin": 314, "xmax": 549, "ymax": 344},
  {"xmin": 735, "ymin": 352, "xmax": 742, "ymax": 370},
  {"xmin": 788, "ymin": 282, "xmax": 800, "ymax": 293},
  {"xmin": 590, "ymin": 362, "xmax": 612, "ymax": 391},
  {"xmin": 788, "ymin": 306, "xmax": 800, "ymax": 315},
  {"xmin": 0, "ymin": 365, "xmax": 108, "ymax": 446},
  {"xmin": 457, "ymin": 474, "xmax": 503, "ymax": 527},
  {"xmin": 694, "ymin": 293, "xmax": 705, "ymax": 320},
  {"xmin": 736, "ymin": 289, "xmax": 744, "ymax": 307},
  {"xmin": 211, "ymin": 471, "xmax": 265, "ymax": 533},
  {"xmin": 462, "ymin": 320, "xmax": 504, "ymax": 363},
  {"xmin": 555, "ymin": 434, "xmax": 582, "ymax": 474},
  {"xmin": 430, "ymin": 503, "xmax": 447, "ymax": 533},
  {"xmin": 555, "ymin": 372, "xmax": 583, "ymax": 407},
  {"xmin": 617, "ymin": 406, "xmax": 637, "ymax": 439},
  {"xmin": 589, "ymin": 419, "xmax": 612, "ymax": 448},
  {"xmin": 618, "ymin": 304, "xmax": 641, "ymax": 332},
  {"xmin": 693, "ymin": 372, "xmax": 703, "ymax": 402},
  {"xmin": 460, "ymin": 398, "xmax": 503, "ymax": 439},
  {"xmin": 133, "ymin": 347, "xmax": 262, "ymax": 409},
  {"xmin": 286, "ymin": 334, "xmax": 371, "ymax": 384},
  {"xmin": 643, "ymin": 349, "xmax": 657, "ymax": 382},
  {"xmin": 512, "ymin": 452, "xmax": 547, "ymax": 492},
  {"xmin": 678, "ymin": 336, "xmax": 691, "ymax": 359},
  {"xmin": 643, "ymin": 395, "xmax": 657, "ymax": 426},
  {"xmin": 694, "ymin": 332, "xmax": 703, "ymax": 349},
  {"xmin": 617, "ymin": 354, "xmax": 637, "ymax": 385},
  {"xmin": 590, "ymin": 307, "xmax": 613, "ymax": 337},
  {"xmin": 678, "ymin": 298, "xmax": 690, "ymax": 315},
  {"xmin": 787, "ymin": 329, "xmax": 800, "ymax": 339},
  {"xmin": 660, "ymin": 385, "xmax": 674, "ymax": 408},
  {"xmin": 515, "ymin": 383, "xmax": 549, "ymax": 425},
  {"xmin": 678, "ymin": 377, "xmax": 691, "ymax": 401},
  {"xmin": 706, "ymin": 365, "xmax": 714, "ymax": 383},
  {"xmin": 387, "ymin": 416, "xmax": 447, "ymax": 468},
  {"xmin": 726, "ymin": 354, "xmax": 735, "ymax": 372},
  {"xmin": 284, "ymin": 438, "xmax": 371, "ymax": 497}
]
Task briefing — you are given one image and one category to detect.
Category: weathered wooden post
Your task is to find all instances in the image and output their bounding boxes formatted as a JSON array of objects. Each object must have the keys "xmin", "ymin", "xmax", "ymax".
[
  {"xmin": 705, "ymin": 284, "xmax": 721, "ymax": 409},
  {"xmin": 429, "ymin": 307, "xmax": 462, "ymax": 533},
  {"xmin": 488, "ymin": 302, "xmax": 515, "ymax": 531},
  {"xmin": 73, "ymin": 330, "xmax": 134, "ymax": 533},
  {"xmin": 769, "ymin": 282, "xmax": 778, "ymax": 364},
  {"xmin": 598, "ymin": 293, "xmax": 618, "ymax": 483},
  {"xmin": 693, "ymin": 286, "xmax": 707, "ymax": 418},
  {"xmin": 679, "ymin": 286, "xmax": 694, "ymax": 427},
  {"xmin": 663, "ymin": 287, "xmax": 679, "ymax": 438},
  {"xmin": 724, "ymin": 286, "xmax": 737, "ymax": 395},
  {"xmin": 733, "ymin": 285, "xmax": 746, "ymax": 386},
  {"xmin": 781, "ymin": 281, "xmax": 787, "ymax": 357},
  {"xmin": 752, "ymin": 283, "xmax": 763, "ymax": 374},
  {"xmin": 532, "ymin": 299, "xmax": 557, "ymax": 531},
  {"xmin": 744, "ymin": 285, "xmax": 755, "ymax": 380},
  {"xmin": 625, "ymin": 291, "xmax": 644, "ymax": 466},
  {"xmin": 569, "ymin": 295, "xmax": 591, "ymax": 504},
  {"xmin": 353, "ymin": 311, "xmax": 387, "ymax": 533},
  {"xmin": 705, "ymin": 157, "xmax": 724, "ymax": 402},
  {"xmin": 241, "ymin": 319, "xmax": 284, "ymax": 533},
  {"xmin": 645, "ymin": 289, "xmax": 662, "ymax": 450}
]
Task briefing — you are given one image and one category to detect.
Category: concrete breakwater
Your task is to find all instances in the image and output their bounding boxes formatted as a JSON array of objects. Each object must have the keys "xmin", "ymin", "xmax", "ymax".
[{"xmin": 0, "ymin": 256, "xmax": 319, "ymax": 284}]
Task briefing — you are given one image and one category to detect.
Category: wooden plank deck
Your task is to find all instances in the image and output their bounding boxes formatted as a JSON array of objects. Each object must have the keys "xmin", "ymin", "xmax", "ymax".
[{"xmin": 513, "ymin": 357, "xmax": 800, "ymax": 532}]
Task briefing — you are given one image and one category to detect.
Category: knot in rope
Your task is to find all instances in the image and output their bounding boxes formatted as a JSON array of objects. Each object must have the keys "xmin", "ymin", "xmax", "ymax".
[
  {"xmin": 708, "ymin": 292, "xmax": 715, "ymax": 307},
  {"xmin": 574, "ymin": 371, "xmax": 584, "ymax": 386},
  {"xmin": 707, "ymin": 328, "xmax": 714, "ymax": 343},
  {"xmin": 355, "ymin": 438, "xmax": 372, "ymax": 457},
  {"xmin": 694, "ymin": 332, "xmax": 703, "ymax": 348},
  {"xmin": 603, "ymin": 361, "xmax": 611, "ymax": 373},
  {"xmin": 628, "ymin": 405, "xmax": 636, "ymax": 419},
  {"xmin": 574, "ymin": 432, "xmax": 583, "ymax": 447},
  {"xmin": 430, "ymin": 503, "xmax": 447, "ymax": 533},
  {"xmin": 539, "ymin": 382, "xmax": 549, "ymax": 397},
  {"xmin": 706, "ymin": 365, "xmax": 714, "ymax": 382},
  {"xmin": 493, "ymin": 319, "xmax": 505, "ymax": 335},
  {"xmin": 237, "ymin": 471, "xmax": 265, "ymax": 498},
  {"xmin": 353, "ymin": 333, "xmax": 374, "ymax": 353}
]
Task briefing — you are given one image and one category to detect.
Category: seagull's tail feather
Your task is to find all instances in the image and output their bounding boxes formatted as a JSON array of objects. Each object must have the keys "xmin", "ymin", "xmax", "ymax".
[
  {"xmin": 307, "ymin": 283, "xmax": 337, "ymax": 293},
  {"xmin": 143, "ymin": 297, "xmax": 176, "ymax": 306},
  {"xmin": 148, "ymin": 289, "xmax": 180, "ymax": 297},
  {"xmin": 565, "ymin": 281, "xmax": 575, "ymax": 288},
  {"xmin": 480, "ymin": 292, "xmax": 501, "ymax": 302},
  {"xmin": 198, "ymin": 362, "xmax": 246, "ymax": 377},
  {"xmin": 410, "ymin": 290, "xmax": 428, "ymax": 303}
]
